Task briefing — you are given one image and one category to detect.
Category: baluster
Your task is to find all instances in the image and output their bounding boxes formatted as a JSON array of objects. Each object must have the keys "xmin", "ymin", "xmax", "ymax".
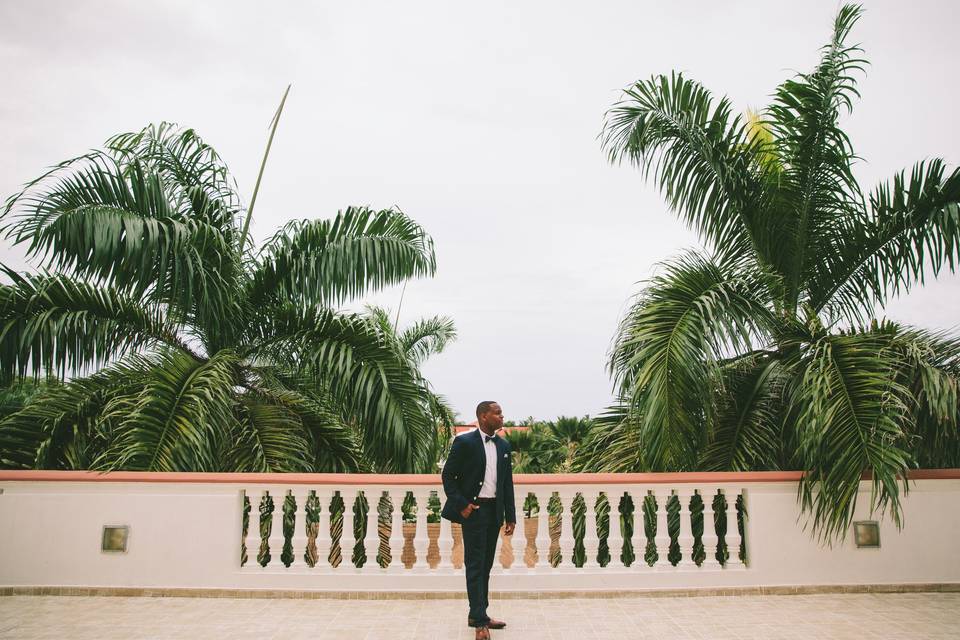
[
  {"xmin": 340, "ymin": 487, "xmax": 359, "ymax": 570},
  {"xmin": 559, "ymin": 490, "xmax": 576, "ymax": 567},
  {"xmin": 581, "ymin": 489, "xmax": 600, "ymax": 569},
  {"xmin": 675, "ymin": 489, "xmax": 695, "ymax": 568},
  {"xmin": 723, "ymin": 487, "xmax": 743, "ymax": 568},
  {"xmin": 387, "ymin": 489, "xmax": 405, "ymax": 573},
  {"xmin": 534, "ymin": 491, "xmax": 551, "ymax": 570},
  {"xmin": 451, "ymin": 521, "xmax": 465, "ymax": 570},
  {"xmin": 632, "ymin": 491, "xmax": 652, "ymax": 572},
  {"xmin": 519, "ymin": 492, "xmax": 536, "ymax": 569},
  {"xmin": 700, "ymin": 488, "xmax": 721, "ymax": 569},
  {"xmin": 267, "ymin": 489, "xmax": 286, "ymax": 569},
  {"xmin": 314, "ymin": 489, "xmax": 333, "ymax": 570},
  {"xmin": 426, "ymin": 491, "xmax": 441, "ymax": 569},
  {"xmin": 438, "ymin": 508, "xmax": 453, "ymax": 570},
  {"xmin": 499, "ymin": 515, "xmax": 518, "ymax": 571},
  {"xmin": 653, "ymin": 488, "xmax": 672, "ymax": 570},
  {"xmin": 366, "ymin": 489, "xmax": 381, "ymax": 570},
  {"xmin": 413, "ymin": 488, "xmax": 431, "ymax": 571},
  {"xmin": 242, "ymin": 488, "xmax": 261, "ymax": 568},
  {"xmin": 291, "ymin": 488, "xmax": 310, "ymax": 567},
  {"xmin": 606, "ymin": 490, "xmax": 625, "ymax": 570}
]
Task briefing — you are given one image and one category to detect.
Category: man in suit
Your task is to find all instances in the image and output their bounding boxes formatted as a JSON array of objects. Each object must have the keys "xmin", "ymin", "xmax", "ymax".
[{"xmin": 441, "ymin": 400, "xmax": 516, "ymax": 640}]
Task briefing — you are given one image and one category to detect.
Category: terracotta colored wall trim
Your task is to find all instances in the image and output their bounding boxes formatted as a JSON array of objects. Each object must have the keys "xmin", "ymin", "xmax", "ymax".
[{"xmin": 1, "ymin": 469, "xmax": 958, "ymax": 485}]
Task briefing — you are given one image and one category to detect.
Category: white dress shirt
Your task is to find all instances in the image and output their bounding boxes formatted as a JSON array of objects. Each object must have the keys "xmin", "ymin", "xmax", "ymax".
[{"xmin": 478, "ymin": 432, "xmax": 498, "ymax": 498}]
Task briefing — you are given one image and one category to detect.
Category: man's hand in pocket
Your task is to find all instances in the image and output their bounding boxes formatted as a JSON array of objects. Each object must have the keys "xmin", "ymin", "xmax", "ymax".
[{"xmin": 460, "ymin": 503, "xmax": 480, "ymax": 519}]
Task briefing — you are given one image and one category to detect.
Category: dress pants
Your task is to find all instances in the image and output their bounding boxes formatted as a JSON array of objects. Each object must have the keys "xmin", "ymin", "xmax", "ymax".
[{"xmin": 461, "ymin": 501, "xmax": 500, "ymax": 626}]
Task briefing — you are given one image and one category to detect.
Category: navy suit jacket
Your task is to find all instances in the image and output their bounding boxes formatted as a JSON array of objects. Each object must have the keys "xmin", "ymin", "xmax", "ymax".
[{"xmin": 441, "ymin": 429, "xmax": 517, "ymax": 526}]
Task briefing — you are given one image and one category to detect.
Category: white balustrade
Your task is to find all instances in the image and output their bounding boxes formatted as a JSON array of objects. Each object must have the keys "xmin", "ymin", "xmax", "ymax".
[
  {"xmin": 653, "ymin": 489, "xmax": 672, "ymax": 570},
  {"xmin": 268, "ymin": 490, "xmax": 285, "ymax": 568},
  {"xmin": 533, "ymin": 491, "xmax": 551, "ymax": 571},
  {"xmin": 314, "ymin": 489, "xmax": 334, "ymax": 571},
  {"xmin": 605, "ymin": 490, "xmax": 624, "ymax": 570},
  {"xmin": 499, "ymin": 520, "xmax": 519, "ymax": 572},
  {"xmin": 581, "ymin": 490, "xmax": 600, "ymax": 569},
  {"xmin": 438, "ymin": 512, "xmax": 453, "ymax": 570},
  {"xmin": 291, "ymin": 488, "xmax": 310, "ymax": 568},
  {"xmin": 559, "ymin": 491, "xmax": 576, "ymax": 568},
  {"xmin": 387, "ymin": 491, "xmax": 405, "ymax": 573},
  {"xmin": 339, "ymin": 488, "xmax": 359, "ymax": 570},
  {"xmin": 412, "ymin": 488, "xmax": 431, "ymax": 572},
  {"xmin": 365, "ymin": 490, "xmax": 381, "ymax": 569},
  {"xmin": 700, "ymin": 488, "xmax": 721, "ymax": 569},
  {"xmin": 631, "ymin": 492, "xmax": 650, "ymax": 573},
  {"xmin": 8, "ymin": 469, "xmax": 960, "ymax": 594},
  {"xmin": 242, "ymin": 487, "xmax": 261, "ymax": 567},
  {"xmin": 675, "ymin": 489, "xmax": 695, "ymax": 569},
  {"xmin": 234, "ymin": 480, "xmax": 752, "ymax": 580},
  {"xmin": 724, "ymin": 487, "xmax": 744, "ymax": 569}
]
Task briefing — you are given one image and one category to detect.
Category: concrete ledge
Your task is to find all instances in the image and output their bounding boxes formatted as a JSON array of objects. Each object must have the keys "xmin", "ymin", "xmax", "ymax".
[{"xmin": 2, "ymin": 583, "xmax": 959, "ymax": 599}]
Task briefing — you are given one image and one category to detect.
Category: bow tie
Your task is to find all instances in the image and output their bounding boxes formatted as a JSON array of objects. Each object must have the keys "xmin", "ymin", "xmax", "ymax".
[{"xmin": 484, "ymin": 434, "xmax": 497, "ymax": 443}]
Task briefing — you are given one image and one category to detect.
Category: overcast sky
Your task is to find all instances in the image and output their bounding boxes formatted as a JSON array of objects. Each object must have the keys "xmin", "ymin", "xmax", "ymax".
[{"xmin": 2, "ymin": 1, "xmax": 958, "ymax": 422}]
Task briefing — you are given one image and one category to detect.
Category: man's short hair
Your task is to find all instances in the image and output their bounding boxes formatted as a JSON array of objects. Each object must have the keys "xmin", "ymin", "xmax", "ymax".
[{"xmin": 476, "ymin": 401, "xmax": 498, "ymax": 420}]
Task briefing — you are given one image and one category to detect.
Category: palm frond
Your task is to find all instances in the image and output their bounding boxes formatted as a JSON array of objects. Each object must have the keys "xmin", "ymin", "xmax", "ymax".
[
  {"xmin": 572, "ymin": 403, "xmax": 646, "ymax": 473},
  {"xmin": 252, "ymin": 384, "xmax": 364, "ymax": 473},
  {"xmin": 96, "ymin": 349, "xmax": 240, "ymax": 471},
  {"xmin": 884, "ymin": 325, "xmax": 960, "ymax": 468},
  {"xmin": 426, "ymin": 389, "xmax": 456, "ymax": 431},
  {"xmin": 0, "ymin": 355, "xmax": 157, "ymax": 469},
  {"xmin": 501, "ymin": 425, "xmax": 550, "ymax": 473},
  {"xmin": 363, "ymin": 304, "xmax": 395, "ymax": 335},
  {"xmin": 602, "ymin": 72, "xmax": 770, "ymax": 262},
  {"xmin": 106, "ymin": 123, "xmax": 242, "ymax": 235},
  {"xmin": 766, "ymin": 3, "xmax": 866, "ymax": 312},
  {"xmin": 249, "ymin": 306, "xmax": 433, "ymax": 472},
  {"xmin": 249, "ymin": 206, "xmax": 436, "ymax": 308},
  {"xmin": 792, "ymin": 331, "xmax": 913, "ymax": 543},
  {"xmin": 1, "ymin": 151, "xmax": 237, "ymax": 317},
  {"xmin": 399, "ymin": 315, "xmax": 457, "ymax": 366},
  {"xmin": 0, "ymin": 269, "xmax": 190, "ymax": 381},
  {"xmin": 700, "ymin": 354, "xmax": 785, "ymax": 471},
  {"xmin": 0, "ymin": 377, "xmax": 49, "ymax": 420},
  {"xmin": 812, "ymin": 161, "xmax": 960, "ymax": 320},
  {"xmin": 226, "ymin": 392, "xmax": 312, "ymax": 473},
  {"xmin": 610, "ymin": 251, "xmax": 773, "ymax": 470}
]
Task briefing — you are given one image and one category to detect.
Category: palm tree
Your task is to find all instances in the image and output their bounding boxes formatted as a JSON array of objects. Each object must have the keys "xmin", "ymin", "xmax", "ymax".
[
  {"xmin": 584, "ymin": 4, "xmax": 960, "ymax": 542},
  {"xmin": 504, "ymin": 416, "xmax": 594, "ymax": 473},
  {"xmin": 0, "ymin": 123, "xmax": 441, "ymax": 473},
  {"xmin": 363, "ymin": 304, "xmax": 458, "ymax": 469},
  {"xmin": 501, "ymin": 424, "xmax": 544, "ymax": 474}
]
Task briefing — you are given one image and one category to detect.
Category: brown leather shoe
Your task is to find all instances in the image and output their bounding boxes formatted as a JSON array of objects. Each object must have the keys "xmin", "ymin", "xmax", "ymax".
[
  {"xmin": 475, "ymin": 625, "xmax": 490, "ymax": 640},
  {"xmin": 468, "ymin": 618, "xmax": 506, "ymax": 629}
]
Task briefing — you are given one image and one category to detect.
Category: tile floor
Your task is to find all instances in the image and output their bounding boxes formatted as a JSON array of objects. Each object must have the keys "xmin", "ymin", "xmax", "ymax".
[{"xmin": 0, "ymin": 592, "xmax": 957, "ymax": 639}]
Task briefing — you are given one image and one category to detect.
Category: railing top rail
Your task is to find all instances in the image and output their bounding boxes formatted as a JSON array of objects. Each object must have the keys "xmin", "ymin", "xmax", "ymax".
[{"xmin": 1, "ymin": 469, "xmax": 958, "ymax": 484}]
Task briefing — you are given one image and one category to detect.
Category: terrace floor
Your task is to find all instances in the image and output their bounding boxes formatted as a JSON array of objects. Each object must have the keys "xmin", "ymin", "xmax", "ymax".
[{"xmin": 1, "ymin": 592, "xmax": 957, "ymax": 639}]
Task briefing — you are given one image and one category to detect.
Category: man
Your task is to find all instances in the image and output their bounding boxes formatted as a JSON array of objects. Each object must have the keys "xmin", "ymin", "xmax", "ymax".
[{"xmin": 441, "ymin": 401, "xmax": 516, "ymax": 640}]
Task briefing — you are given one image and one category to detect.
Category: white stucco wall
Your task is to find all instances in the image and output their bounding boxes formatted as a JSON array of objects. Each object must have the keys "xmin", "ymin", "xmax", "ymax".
[{"xmin": 0, "ymin": 477, "xmax": 957, "ymax": 592}]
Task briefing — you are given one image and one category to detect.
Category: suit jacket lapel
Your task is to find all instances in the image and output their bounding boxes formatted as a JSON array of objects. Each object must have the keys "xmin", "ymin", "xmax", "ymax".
[{"xmin": 473, "ymin": 428, "xmax": 483, "ymax": 454}]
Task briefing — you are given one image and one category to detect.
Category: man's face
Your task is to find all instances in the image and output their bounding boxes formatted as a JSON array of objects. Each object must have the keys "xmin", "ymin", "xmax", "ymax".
[{"xmin": 480, "ymin": 403, "xmax": 504, "ymax": 431}]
